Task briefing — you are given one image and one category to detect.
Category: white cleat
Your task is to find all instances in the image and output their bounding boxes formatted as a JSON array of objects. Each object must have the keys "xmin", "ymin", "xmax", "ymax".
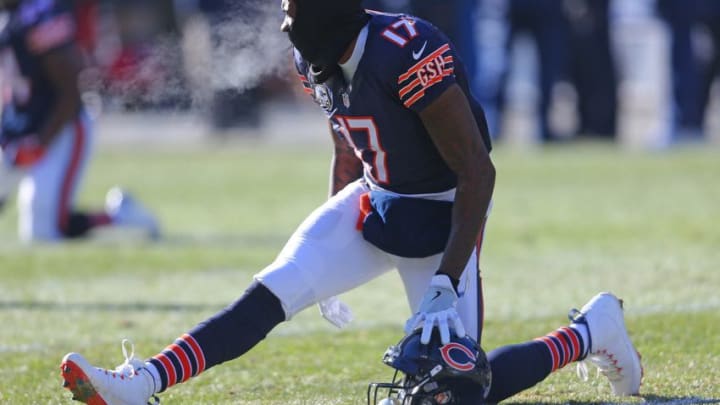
[
  {"xmin": 60, "ymin": 340, "xmax": 158, "ymax": 405},
  {"xmin": 106, "ymin": 187, "xmax": 160, "ymax": 240},
  {"xmin": 570, "ymin": 292, "xmax": 643, "ymax": 396}
]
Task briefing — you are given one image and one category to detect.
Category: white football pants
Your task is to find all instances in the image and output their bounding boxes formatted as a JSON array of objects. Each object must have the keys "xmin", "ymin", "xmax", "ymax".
[
  {"xmin": 255, "ymin": 179, "xmax": 488, "ymax": 341},
  {"xmin": 17, "ymin": 113, "xmax": 94, "ymax": 242}
]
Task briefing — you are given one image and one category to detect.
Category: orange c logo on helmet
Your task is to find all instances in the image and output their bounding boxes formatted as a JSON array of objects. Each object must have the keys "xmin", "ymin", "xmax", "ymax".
[{"xmin": 440, "ymin": 342, "xmax": 477, "ymax": 372}]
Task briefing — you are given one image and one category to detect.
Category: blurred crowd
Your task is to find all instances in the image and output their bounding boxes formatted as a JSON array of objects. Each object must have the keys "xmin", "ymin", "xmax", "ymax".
[
  {"xmin": 362, "ymin": 0, "xmax": 720, "ymax": 146},
  {"xmin": 21, "ymin": 0, "xmax": 720, "ymax": 146},
  {"xmin": 34, "ymin": 0, "xmax": 281, "ymax": 130}
]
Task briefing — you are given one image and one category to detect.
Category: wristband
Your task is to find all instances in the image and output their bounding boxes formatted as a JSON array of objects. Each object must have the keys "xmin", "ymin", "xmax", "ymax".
[{"xmin": 434, "ymin": 271, "xmax": 460, "ymax": 293}]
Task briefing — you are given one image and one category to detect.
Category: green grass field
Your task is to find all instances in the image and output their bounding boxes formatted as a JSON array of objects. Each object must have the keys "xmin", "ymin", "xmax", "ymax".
[{"xmin": 0, "ymin": 140, "xmax": 718, "ymax": 404}]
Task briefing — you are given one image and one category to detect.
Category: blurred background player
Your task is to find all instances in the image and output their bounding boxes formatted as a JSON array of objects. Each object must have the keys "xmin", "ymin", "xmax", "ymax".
[
  {"xmin": 565, "ymin": 0, "xmax": 618, "ymax": 140},
  {"xmin": 368, "ymin": 0, "xmax": 618, "ymax": 143},
  {"xmin": 59, "ymin": 1, "xmax": 641, "ymax": 404},
  {"xmin": 0, "ymin": 0, "xmax": 159, "ymax": 242},
  {"xmin": 657, "ymin": 0, "xmax": 720, "ymax": 142},
  {"xmin": 474, "ymin": 0, "xmax": 571, "ymax": 142}
]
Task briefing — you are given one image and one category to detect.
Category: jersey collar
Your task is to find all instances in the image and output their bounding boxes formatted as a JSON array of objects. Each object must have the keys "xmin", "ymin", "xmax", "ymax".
[{"xmin": 339, "ymin": 23, "xmax": 368, "ymax": 82}]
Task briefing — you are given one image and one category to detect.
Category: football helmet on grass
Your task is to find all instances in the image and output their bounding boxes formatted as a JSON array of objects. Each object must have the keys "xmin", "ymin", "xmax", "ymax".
[{"xmin": 368, "ymin": 329, "xmax": 491, "ymax": 405}]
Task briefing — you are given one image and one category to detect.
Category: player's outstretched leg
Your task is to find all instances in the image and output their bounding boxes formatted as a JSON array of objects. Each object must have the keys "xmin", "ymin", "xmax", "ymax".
[
  {"xmin": 569, "ymin": 292, "xmax": 643, "ymax": 395},
  {"xmin": 61, "ymin": 281, "xmax": 286, "ymax": 404},
  {"xmin": 484, "ymin": 292, "xmax": 642, "ymax": 403}
]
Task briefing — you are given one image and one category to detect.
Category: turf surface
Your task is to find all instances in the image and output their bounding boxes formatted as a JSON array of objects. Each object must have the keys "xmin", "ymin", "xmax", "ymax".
[{"xmin": 0, "ymin": 141, "xmax": 718, "ymax": 404}]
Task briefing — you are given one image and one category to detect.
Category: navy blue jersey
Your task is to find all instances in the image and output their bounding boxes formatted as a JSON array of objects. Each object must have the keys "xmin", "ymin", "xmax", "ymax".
[
  {"xmin": 295, "ymin": 12, "xmax": 491, "ymax": 195},
  {"xmin": 0, "ymin": 0, "xmax": 77, "ymax": 141}
]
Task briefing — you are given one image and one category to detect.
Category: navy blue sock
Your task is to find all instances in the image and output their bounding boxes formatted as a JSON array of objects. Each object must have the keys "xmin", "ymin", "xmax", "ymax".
[
  {"xmin": 59, "ymin": 212, "xmax": 112, "ymax": 238},
  {"xmin": 484, "ymin": 326, "xmax": 584, "ymax": 403},
  {"xmin": 149, "ymin": 281, "xmax": 285, "ymax": 391},
  {"xmin": 60, "ymin": 212, "xmax": 97, "ymax": 238},
  {"xmin": 484, "ymin": 341, "xmax": 553, "ymax": 403}
]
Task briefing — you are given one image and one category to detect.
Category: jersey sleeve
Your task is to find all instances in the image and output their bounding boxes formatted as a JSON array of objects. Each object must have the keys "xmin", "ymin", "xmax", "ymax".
[
  {"xmin": 384, "ymin": 17, "xmax": 458, "ymax": 112},
  {"xmin": 24, "ymin": 6, "xmax": 76, "ymax": 56}
]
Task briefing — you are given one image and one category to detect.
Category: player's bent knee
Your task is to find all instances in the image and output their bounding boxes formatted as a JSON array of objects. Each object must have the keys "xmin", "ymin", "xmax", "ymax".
[
  {"xmin": 18, "ymin": 212, "xmax": 61, "ymax": 242},
  {"xmin": 255, "ymin": 261, "xmax": 316, "ymax": 320}
]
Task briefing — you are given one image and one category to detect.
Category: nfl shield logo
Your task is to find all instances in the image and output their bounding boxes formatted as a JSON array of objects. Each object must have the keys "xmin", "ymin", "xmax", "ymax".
[{"xmin": 313, "ymin": 85, "xmax": 333, "ymax": 112}]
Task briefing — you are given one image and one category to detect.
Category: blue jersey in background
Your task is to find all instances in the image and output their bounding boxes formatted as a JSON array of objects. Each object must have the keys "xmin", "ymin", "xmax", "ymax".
[{"xmin": 1, "ymin": 0, "xmax": 77, "ymax": 141}]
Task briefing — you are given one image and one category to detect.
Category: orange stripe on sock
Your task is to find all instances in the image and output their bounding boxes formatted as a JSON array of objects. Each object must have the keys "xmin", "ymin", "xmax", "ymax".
[
  {"xmin": 153, "ymin": 354, "xmax": 176, "ymax": 387},
  {"xmin": 182, "ymin": 334, "xmax": 206, "ymax": 374},
  {"xmin": 566, "ymin": 328, "xmax": 582, "ymax": 360},
  {"xmin": 551, "ymin": 330, "xmax": 572, "ymax": 367},
  {"xmin": 535, "ymin": 336, "xmax": 560, "ymax": 371},
  {"xmin": 170, "ymin": 344, "xmax": 192, "ymax": 383}
]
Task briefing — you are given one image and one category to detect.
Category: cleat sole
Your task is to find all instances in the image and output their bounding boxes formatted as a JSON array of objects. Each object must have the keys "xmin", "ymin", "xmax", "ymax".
[{"xmin": 60, "ymin": 359, "xmax": 109, "ymax": 405}]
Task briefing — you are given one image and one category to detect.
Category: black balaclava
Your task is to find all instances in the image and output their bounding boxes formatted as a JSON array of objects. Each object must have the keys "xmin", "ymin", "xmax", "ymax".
[
  {"xmin": 0, "ymin": 0, "xmax": 21, "ymax": 10},
  {"xmin": 288, "ymin": 0, "xmax": 370, "ymax": 83}
]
